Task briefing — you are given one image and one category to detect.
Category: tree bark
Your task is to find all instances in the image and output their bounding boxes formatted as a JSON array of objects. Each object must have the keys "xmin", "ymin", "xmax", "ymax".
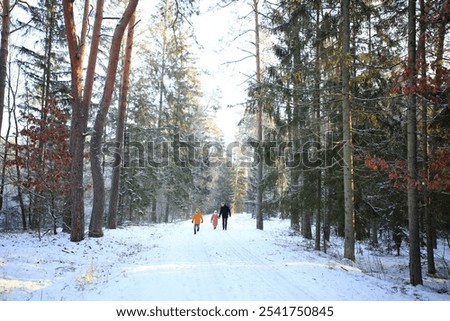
[
  {"xmin": 291, "ymin": 5, "xmax": 305, "ymax": 236},
  {"xmin": 254, "ymin": 0, "xmax": 263, "ymax": 230},
  {"xmin": 62, "ymin": 0, "xmax": 90, "ymax": 242},
  {"xmin": 0, "ymin": 0, "xmax": 11, "ymax": 217},
  {"xmin": 83, "ymin": 0, "xmax": 104, "ymax": 124},
  {"xmin": 418, "ymin": 0, "xmax": 435, "ymax": 275},
  {"xmin": 108, "ymin": 11, "xmax": 136, "ymax": 229},
  {"xmin": 62, "ymin": 0, "xmax": 101, "ymax": 234},
  {"xmin": 89, "ymin": 0, "xmax": 139, "ymax": 237},
  {"xmin": 341, "ymin": 0, "xmax": 355, "ymax": 261},
  {"xmin": 0, "ymin": 0, "xmax": 10, "ymax": 136},
  {"xmin": 407, "ymin": 0, "xmax": 423, "ymax": 286},
  {"xmin": 313, "ymin": 2, "xmax": 322, "ymax": 252}
]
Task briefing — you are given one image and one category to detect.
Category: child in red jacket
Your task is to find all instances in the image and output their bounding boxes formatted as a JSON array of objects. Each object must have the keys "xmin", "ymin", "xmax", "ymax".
[{"xmin": 211, "ymin": 210, "xmax": 219, "ymax": 229}]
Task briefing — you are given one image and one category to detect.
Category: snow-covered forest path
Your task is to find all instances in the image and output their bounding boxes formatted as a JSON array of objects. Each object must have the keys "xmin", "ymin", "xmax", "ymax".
[
  {"xmin": 2, "ymin": 213, "xmax": 448, "ymax": 301},
  {"xmin": 74, "ymin": 214, "xmax": 439, "ymax": 301},
  {"xmin": 102, "ymin": 215, "xmax": 313, "ymax": 300}
]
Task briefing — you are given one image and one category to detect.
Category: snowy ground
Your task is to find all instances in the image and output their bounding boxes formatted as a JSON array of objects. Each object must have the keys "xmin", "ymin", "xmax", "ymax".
[{"xmin": 1, "ymin": 213, "xmax": 449, "ymax": 302}]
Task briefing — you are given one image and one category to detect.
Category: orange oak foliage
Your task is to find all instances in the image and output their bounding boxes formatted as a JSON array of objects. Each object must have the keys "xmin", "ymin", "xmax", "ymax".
[
  {"xmin": 7, "ymin": 98, "xmax": 71, "ymax": 195},
  {"xmin": 365, "ymin": 151, "xmax": 449, "ymax": 191}
]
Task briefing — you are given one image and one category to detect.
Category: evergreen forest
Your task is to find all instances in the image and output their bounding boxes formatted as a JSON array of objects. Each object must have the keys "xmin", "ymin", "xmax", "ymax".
[{"xmin": 0, "ymin": 0, "xmax": 448, "ymax": 287}]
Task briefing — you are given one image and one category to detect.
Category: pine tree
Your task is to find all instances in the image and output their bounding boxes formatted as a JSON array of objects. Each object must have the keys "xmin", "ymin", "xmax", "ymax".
[
  {"xmin": 89, "ymin": 0, "xmax": 139, "ymax": 237},
  {"xmin": 107, "ymin": 9, "xmax": 136, "ymax": 229}
]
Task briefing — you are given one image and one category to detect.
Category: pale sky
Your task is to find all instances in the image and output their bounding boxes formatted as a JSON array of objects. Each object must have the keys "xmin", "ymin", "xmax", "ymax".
[{"xmin": 191, "ymin": 0, "xmax": 255, "ymax": 143}]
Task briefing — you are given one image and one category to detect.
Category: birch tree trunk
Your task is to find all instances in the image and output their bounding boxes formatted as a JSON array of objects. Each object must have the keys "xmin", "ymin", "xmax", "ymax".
[{"xmin": 89, "ymin": 0, "xmax": 139, "ymax": 237}]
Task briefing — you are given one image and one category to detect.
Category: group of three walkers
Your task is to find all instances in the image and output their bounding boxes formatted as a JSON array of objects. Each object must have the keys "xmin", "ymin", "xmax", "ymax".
[{"xmin": 191, "ymin": 203, "xmax": 231, "ymax": 235}]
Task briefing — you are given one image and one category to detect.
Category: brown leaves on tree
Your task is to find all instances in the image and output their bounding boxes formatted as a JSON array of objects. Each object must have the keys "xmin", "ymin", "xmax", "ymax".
[
  {"xmin": 365, "ymin": 151, "xmax": 449, "ymax": 191},
  {"xmin": 6, "ymin": 98, "xmax": 71, "ymax": 195}
]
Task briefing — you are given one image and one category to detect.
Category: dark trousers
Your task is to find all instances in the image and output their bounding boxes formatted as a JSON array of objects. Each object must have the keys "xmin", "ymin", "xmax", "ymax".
[
  {"xmin": 194, "ymin": 224, "xmax": 200, "ymax": 234},
  {"xmin": 222, "ymin": 217, "xmax": 228, "ymax": 230}
]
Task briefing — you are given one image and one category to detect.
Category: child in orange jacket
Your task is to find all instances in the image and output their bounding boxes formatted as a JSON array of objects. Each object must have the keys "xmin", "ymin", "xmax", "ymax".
[{"xmin": 192, "ymin": 208, "xmax": 204, "ymax": 235}]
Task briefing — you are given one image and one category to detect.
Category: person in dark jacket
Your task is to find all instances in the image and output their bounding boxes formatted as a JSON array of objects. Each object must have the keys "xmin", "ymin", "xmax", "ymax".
[{"xmin": 218, "ymin": 203, "xmax": 231, "ymax": 230}]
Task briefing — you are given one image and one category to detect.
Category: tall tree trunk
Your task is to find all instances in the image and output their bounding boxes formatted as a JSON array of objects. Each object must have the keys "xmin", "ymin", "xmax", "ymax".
[
  {"xmin": 418, "ymin": 0, "xmax": 435, "ymax": 275},
  {"xmin": 108, "ymin": 11, "xmax": 136, "ymax": 229},
  {"xmin": 341, "ymin": 0, "xmax": 355, "ymax": 261},
  {"xmin": 8, "ymin": 83, "xmax": 27, "ymax": 229},
  {"xmin": 313, "ymin": 2, "xmax": 322, "ymax": 251},
  {"xmin": 0, "ymin": 57, "xmax": 14, "ymax": 214},
  {"xmin": 89, "ymin": 0, "xmax": 139, "ymax": 237},
  {"xmin": 62, "ymin": 0, "xmax": 102, "ymax": 234},
  {"xmin": 0, "ymin": 0, "xmax": 10, "ymax": 214},
  {"xmin": 290, "ymin": 14, "xmax": 301, "ymax": 233},
  {"xmin": 0, "ymin": 99, "xmax": 9, "ymax": 213},
  {"xmin": 254, "ymin": 0, "xmax": 263, "ymax": 230},
  {"xmin": 0, "ymin": 0, "xmax": 9, "ymax": 136},
  {"xmin": 157, "ymin": 3, "xmax": 168, "ymax": 129},
  {"xmin": 407, "ymin": 0, "xmax": 423, "ymax": 286},
  {"xmin": 323, "ymin": 134, "xmax": 332, "ymax": 252},
  {"xmin": 63, "ymin": 0, "xmax": 90, "ymax": 242},
  {"xmin": 83, "ymin": 0, "xmax": 104, "ymax": 121}
]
